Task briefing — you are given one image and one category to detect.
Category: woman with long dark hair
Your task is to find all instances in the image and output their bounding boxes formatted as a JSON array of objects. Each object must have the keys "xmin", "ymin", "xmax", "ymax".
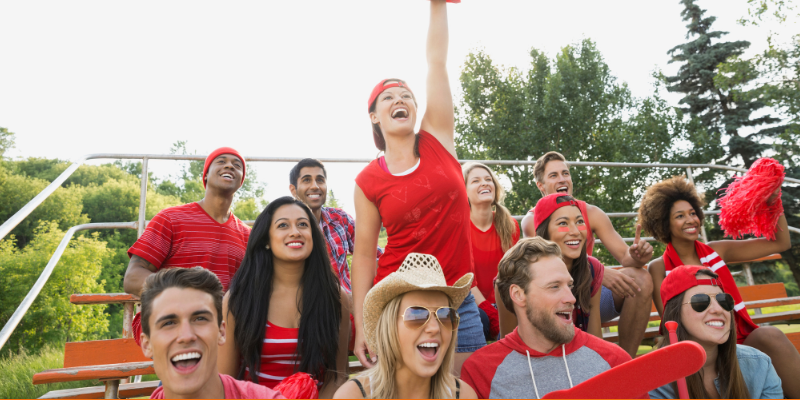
[
  {"xmin": 218, "ymin": 196, "xmax": 349, "ymax": 398},
  {"xmin": 639, "ymin": 175, "xmax": 799, "ymax": 397},
  {"xmin": 651, "ymin": 265, "xmax": 782, "ymax": 398},
  {"xmin": 351, "ymin": 0, "xmax": 484, "ymax": 374},
  {"xmin": 496, "ymin": 193, "xmax": 604, "ymax": 339}
]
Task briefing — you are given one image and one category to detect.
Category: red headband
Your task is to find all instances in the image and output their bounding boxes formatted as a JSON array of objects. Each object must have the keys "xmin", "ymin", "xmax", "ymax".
[
  {"xmin": 533, "ymin": 193, "xmax": 581, "ymax": 232},
  {"xmin": 367, "ymin": 79, "xmax": 413, "ymax": 111}
]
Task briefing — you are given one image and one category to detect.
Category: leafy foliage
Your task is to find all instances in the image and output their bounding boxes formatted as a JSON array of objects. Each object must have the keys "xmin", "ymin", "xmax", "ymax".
[{"xmin": 0, "ymin": 127, "xmax": 15, "ymax": 159}]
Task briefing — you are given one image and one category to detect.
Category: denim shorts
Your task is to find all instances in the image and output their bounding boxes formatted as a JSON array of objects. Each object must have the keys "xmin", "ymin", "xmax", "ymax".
[
  {"xmin": 600, "ymin": 286, "xmax": 621, "ymax": 323},
  {"xmin": 456, "ymin": 292, "xmax": 487, "ymax": 353}
]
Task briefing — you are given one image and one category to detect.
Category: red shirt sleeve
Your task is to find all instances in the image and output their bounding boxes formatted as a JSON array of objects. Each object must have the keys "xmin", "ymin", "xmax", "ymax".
[
  {"xmin": 128, "ymin": 210, "xmax": 173, "ymax": 268},
  {"xmin": 588, "ymin": 257, "xmax": 605, "ymax": 297}
]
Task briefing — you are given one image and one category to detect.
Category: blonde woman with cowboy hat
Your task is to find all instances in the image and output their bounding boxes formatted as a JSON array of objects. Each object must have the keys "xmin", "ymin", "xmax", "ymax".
[{"xmin": 334, "ymin": 253, "xmax": 478, "ymax": 399}]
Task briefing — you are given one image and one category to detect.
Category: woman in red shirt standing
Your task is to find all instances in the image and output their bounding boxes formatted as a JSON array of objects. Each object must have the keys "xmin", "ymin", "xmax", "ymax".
[
  {"xmin": 352, "ymin": 0, "xmax": 483, "ymax": 374},
  {"xmin": 462, "ymin": 162, "xmax": 520, "ymax": 341}
]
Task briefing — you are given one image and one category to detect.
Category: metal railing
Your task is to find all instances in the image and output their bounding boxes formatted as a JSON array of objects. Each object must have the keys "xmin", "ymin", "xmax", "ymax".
[{"xmin": 1, "ymin": 154, "xmax": 799, "ymax": 352}]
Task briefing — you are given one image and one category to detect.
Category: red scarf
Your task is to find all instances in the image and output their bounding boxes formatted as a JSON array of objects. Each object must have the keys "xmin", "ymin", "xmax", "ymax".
[{"xmin": 663, "ymin": 241, "xmax": 758, "ymax": 344}]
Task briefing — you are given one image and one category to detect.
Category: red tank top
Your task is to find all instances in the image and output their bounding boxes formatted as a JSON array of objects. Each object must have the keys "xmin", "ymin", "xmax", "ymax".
[
  {"xmin": 531, "ymin": 200, "xmax": 594, "ymax": 256},
  {"xmin": 471, "ymin": 216, "xmax": 520, "ymax": 303},
  {"xmin": 244, "ymin": 322, "xmax": 299, "ymax": 389},
  {"xmin": 355, "ymin": 131, "xmax": 474, "ymax": 286}
]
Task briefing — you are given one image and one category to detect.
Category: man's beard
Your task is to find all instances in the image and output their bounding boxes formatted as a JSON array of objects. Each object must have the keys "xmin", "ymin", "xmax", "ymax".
[{"xmin": 525, "ymin": 304, "xmax": 575, "ymax": 345}]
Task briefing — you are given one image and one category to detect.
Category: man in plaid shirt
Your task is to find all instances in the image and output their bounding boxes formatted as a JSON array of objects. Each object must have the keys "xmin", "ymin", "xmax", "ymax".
[{"xmin": 289, "ymin": 159, "xmax": 383, "ymax": 294}]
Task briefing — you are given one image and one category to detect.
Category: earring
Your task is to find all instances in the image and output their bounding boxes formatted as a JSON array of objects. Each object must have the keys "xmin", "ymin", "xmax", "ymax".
[{"xmin": 265, "ymin": 245, "xmax": 270, "ymax": 250}]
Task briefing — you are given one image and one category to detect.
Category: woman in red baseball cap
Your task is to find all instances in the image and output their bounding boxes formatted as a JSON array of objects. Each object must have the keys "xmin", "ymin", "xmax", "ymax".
[
  {"xmin": 496, "ymin": 193, "xmax": 605, "ymax": 340},
  {"xmin": 651, "ymin": 265, "xmax": 782, "ymax": 399},
  {"xmin": 351, "ymin": 0, "xmax": 483, "ymax": 373},
  {"xmin": 639, "ymin": 176, "xmax": 799, "ymax": 397}
]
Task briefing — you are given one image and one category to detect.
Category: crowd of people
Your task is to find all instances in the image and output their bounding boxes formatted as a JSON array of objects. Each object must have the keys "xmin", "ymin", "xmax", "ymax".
[{"xmin": 123, "ymin": 1, "xmax": 799, "ymax": 398}]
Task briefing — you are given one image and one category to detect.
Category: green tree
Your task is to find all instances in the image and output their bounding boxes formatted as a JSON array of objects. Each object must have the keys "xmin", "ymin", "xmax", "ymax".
[
  {"xmin": 325, "ymin": 190, "xmax": 342, "ymax": 209},
  {"xmin": 0, "ymin": 127, "xmax": 15, "ymax": 158},
  {"xmin": 0, "ymin": 223, "xmax": 110, "ymax": 356}
]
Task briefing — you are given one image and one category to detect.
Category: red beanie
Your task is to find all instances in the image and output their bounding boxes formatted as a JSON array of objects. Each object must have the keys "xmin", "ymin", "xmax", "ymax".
[
  {"xmin": 202, "ymin": 147, "xmax": 246, "ymax": 189},
  {"xmin": 533, "ymin": 193, "xmax": 582, "ymax": 232}
]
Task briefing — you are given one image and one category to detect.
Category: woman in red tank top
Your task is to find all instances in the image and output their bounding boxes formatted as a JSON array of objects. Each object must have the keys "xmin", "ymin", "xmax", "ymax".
[
  {"xmin": 352, "ymin": 0, "xmax": 483, "ymax": 373},
  {"xmin": 218, "ymin": 197, "xmax": 350, "ymax": 397}
]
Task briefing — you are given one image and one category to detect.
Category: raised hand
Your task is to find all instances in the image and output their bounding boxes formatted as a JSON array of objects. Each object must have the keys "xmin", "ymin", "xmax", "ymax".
[{"xmin": 628, "ymin": 224, "xmax": 654, "ymax": 265}]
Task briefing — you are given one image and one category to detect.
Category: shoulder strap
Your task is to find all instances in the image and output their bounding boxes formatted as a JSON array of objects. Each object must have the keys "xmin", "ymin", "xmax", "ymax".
[
  {"xmin": 350, "ymin": 379, "xmax": 367, "ymax": 398},
  {"xmin": 455, "ymin": 378, "xmax": 460, "ymax": 399}
]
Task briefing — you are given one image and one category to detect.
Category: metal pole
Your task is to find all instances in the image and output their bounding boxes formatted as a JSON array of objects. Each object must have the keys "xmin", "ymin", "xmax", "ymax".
[
  {"xmin": 137, "ymin": 157, "xmax": 149, "ymax": 238},
  {"xmin": 0, "ymin": 222, "xmax": 136, "ymax": 352},
  {"xmin": 0, "ymin": 158, "xmax": 85, "ymax": 241},
  {"xmin": 685, "ymin": 167, "xmax": 709, "ymax": 243}
]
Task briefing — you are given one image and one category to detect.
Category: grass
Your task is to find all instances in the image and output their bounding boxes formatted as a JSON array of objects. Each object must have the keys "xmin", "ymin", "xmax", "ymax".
[{"xmin": 0, "ymin": 344, "xmax": 158, "ymax": 399}]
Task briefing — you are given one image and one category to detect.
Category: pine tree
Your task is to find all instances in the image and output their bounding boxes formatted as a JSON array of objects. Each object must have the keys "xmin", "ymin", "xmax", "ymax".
[{"xmin": 666, "ymin": 0, "xmax": 784, "ymax": 169}]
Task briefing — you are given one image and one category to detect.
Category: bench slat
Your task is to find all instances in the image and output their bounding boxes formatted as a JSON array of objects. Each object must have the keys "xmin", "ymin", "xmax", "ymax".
[
  {"xmin": 64, "ymin": 339, "xmax": 149, "ymax": 368},
  {"xmin": 70, "ymin": 293, "xmax": 139, "ymax": 305},
  {"xmin": 33, "ymin": 362, "xmax": 154, "ymax": 385},
  {"xmin": 750, "ymin": 309, "xmax": 800, "ymax": 325},
  {"xmin": 39, "ymin": 380, "xmax": 159, "ymax": 399},
  {"xmin": 739, "ymin": 283, "xmax": 788, "ymax": 302},
  {"xmin": 603, "ymin": 326, "xmax": 660, "ymax": 342}
]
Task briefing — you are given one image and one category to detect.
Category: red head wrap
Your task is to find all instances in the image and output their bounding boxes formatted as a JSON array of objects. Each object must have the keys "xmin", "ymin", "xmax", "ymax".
[{"xmin": 202, "ymin": 147, "xmax": 246, "ymax": 189}]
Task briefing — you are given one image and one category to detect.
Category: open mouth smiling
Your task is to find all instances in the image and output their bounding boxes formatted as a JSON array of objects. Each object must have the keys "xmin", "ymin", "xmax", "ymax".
[
  {"xmin": 392, "ymin": 108, "xmax": 409, "ymax": 119},
  {"xmin": 556, "ymin": 186, "xmax": 569, "ymax": 194},
  {"xmin": 171, "ymin": 351, "xmax": 202, "ymax": 373},
  {"xmin": 556, "ymin": 311, "xmax": 572, "ymax": 322},
  {"xmin": 221, "ymin": 173, "xmax": 234, "ymax": 181},
  {"xmin": 417, "ymin": 342, "xmax": 439, "ymax": 361},
  {"xmin": 286, "ymin": 240, "xmax": 304, "ymax": 249}
]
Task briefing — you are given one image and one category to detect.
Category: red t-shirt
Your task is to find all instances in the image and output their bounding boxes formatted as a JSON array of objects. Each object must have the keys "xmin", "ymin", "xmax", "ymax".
[
  {"xmin": 470, "ymin": 216, "xmax": 520, "ymax": 303},
  {"xmin": 150, "ymin": 373, "xmax": 285, "ymax": 399},
  {"xmin": 355, "ymin": 131, "xmax": 474, "ymax": 286},
  {"xmin": 128, "ymin": 202, "xmax": 251, "ymax": 290}
]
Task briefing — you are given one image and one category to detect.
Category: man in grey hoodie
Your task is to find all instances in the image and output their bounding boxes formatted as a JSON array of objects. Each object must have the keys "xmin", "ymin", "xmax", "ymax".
[{"xmin": 461, "ymin": 237, "xmax": 638, "ymax": 399}]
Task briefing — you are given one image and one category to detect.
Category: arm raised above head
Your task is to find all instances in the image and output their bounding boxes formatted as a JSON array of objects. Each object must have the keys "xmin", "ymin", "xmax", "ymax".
[
  {"xmin": 420, "ymin": 0, "xmax": 456, "ymax": 158},
  {"xmin": 711, "ymin": 213, "xmax": 791, "ymax": 263}
]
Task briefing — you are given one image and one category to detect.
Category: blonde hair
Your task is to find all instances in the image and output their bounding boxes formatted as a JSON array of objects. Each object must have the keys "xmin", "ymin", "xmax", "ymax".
[
  {"xmin": 358, "ymin": 294, "xmax": 458, "ymax": 399},
  {"xmin": 462, "ymin": 162, "xmax": 516, "ymax": 252}
]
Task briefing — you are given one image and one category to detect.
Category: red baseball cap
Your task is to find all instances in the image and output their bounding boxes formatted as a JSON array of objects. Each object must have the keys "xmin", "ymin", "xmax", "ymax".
[
  {"xmin": 202, "ymin": 147, "xmax": 246, "ymax": 189},
  {"xmin": 660, "ymin": 265, "xmax": 724, "ymax": 307},
  {"xmin": 533, "ymin": 193, "xmax": 582, "ymax": 232},
  {"xmin": 367, "ymin": 79, "xmax": 413, "ymax": 112}
]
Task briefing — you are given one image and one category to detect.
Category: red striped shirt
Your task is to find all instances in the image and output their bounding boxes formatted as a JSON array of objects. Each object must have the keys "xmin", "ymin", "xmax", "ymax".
[
  {"xmin": 245, "ymin": 322, "xmax": 300, "ymax": 389},
  {"xmin": 127, "ymin": 202, "xmax": 251, "ymax": 290}
]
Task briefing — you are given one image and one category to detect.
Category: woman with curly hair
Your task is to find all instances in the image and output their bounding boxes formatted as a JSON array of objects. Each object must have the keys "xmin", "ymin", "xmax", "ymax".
[{"xmin": 639, "ymin": 176, "xmax": 799, "ymax": 397}]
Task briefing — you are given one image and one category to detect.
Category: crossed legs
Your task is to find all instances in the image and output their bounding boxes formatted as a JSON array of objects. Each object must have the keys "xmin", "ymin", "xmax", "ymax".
[{"xmin": 612, "ymin": 267, "xmax": 654, "ymax": 358}]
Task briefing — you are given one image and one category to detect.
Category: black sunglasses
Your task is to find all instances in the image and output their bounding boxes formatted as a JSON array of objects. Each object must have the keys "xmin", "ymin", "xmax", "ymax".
[{"xmin": 683, "ymin": 293, "xmax": 734, "ymax": 313}]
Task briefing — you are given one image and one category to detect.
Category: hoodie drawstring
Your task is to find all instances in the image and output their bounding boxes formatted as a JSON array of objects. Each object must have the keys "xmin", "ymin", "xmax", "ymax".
[{"xmin": 526, "ymin": 344, "xmax": 573, "ymax": 399}]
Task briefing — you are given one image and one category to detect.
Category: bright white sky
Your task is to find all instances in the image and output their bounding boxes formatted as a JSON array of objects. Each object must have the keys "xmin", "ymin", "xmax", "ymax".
[{"xmin": 0, "ymin": 1, "xmax": 793, "ymax": 215}]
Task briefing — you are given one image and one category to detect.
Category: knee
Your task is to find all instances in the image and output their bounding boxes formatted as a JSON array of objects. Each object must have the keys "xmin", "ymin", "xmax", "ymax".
[
  {"xmin": 746, "ymin": 326, "xmax": 789, "ymax": 349},
  {"xmin": 624, "ymin": 267, "xmax": 654, "ymax": 298}
]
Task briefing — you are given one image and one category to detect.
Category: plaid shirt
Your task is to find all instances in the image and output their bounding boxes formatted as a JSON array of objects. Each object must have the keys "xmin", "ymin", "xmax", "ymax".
[{"xmin": 319, "ymin": 207, "xmax": 383, "ymax": 293}]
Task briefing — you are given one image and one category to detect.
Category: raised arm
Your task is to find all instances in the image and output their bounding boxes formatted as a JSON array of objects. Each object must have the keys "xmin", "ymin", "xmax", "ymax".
[
  {"xmin": 351, "ymin": 184, "xmax": 383, "ymax": 369},
  {"xmin": 710, "ymin": 214, "xmax": 791, "ymax": 263},
  {"xmin": 419, "ymin": 0, "xmax": 456, "ymax": 158},
  {"xmin": 589, "ymin": 205, "xmax": 652, "ymax": 268}
]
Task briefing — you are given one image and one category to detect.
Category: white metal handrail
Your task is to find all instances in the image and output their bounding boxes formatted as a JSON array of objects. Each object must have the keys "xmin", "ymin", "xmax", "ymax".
[{"xmin": 1, "ymin": 154, "xmax": 799, "ymax": 353}]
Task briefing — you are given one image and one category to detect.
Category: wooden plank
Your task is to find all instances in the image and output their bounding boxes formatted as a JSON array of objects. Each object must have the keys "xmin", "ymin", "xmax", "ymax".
[
  {"xmin": 786, "ymin": 332, "xmax": 800, "ymax": 353},
  {"xmin": 70, "ymin": 293, "xmax": 139, "ymax": 305},
  {"xmin": 40, "ymin": 380, "xmax": 159, "ymax": 399},
  {"xmin": 603, "ymin": 326, "xmax": 661, "ymax": 342},
  {"xmin": 739, "ymin": 283, "xmax": 787, "ymax": 302},
  {"xmin": 750, "ymin": 309, "xmax": 800, "ymax": 325},
  {"xmin": 63, "ymin": 339, "xmax": 149, "ymax": 368},
  {"xmin": 33, "ymin": 362, "xmax": 154, "ymax": 385},
  {"xmin": 728, "ymin": 254, "xmax": 782, "ymax": 264}
]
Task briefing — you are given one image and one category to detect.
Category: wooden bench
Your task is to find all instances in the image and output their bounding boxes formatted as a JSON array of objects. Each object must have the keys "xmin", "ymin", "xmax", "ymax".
[
  {"xmin": 33, "ymin": 338, "xmax": 154, "ymax": 399},
  {"xmin": 39, "ymin": 381, "xmax": 160, "ymax": 400}
]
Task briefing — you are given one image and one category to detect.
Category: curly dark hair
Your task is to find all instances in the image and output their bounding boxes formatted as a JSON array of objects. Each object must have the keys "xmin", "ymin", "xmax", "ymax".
[{"xmin": 638, "ymin": 176, "xmax": 706, "ymax": 243}]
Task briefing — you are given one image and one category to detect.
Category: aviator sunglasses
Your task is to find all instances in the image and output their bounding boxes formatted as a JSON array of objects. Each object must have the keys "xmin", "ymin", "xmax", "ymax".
[
  {"xmin": 683, "ymin": 293, "xmax": 735, "ymax": 313},
  {"xmin": 401, "ymin": 306, "xmax": 460, "ymax": 331}
]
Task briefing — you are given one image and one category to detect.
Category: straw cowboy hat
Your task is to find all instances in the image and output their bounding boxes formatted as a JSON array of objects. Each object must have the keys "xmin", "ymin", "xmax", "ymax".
[{"xmin": 363, "ymin": 253, "xmax": 473, "ymax": 352}]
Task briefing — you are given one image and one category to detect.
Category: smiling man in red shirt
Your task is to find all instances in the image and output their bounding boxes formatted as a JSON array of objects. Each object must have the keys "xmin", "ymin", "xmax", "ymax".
[{"xmin": 124, "ymin": 147, "xmax": 251, "ymax": 297}]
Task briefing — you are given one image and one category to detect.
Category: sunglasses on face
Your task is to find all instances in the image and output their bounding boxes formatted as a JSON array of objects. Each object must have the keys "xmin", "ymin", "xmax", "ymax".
[
  {"xmin": 401, "ymin": 306, "xmax": 460, "ymax": 331},
  {"xmin": 683, "ymin": 293, "xmax": 735, "ymax": 313}
]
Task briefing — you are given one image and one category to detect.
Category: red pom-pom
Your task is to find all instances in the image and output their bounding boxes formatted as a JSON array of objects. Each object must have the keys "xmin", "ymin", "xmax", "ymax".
[
  {"xmin": 718, "ymin": 158, "xmax": 785, "ymax": 240},
  {"xmin": 274, "ymin": 373, "xmax": 319, "ymax": 399}
]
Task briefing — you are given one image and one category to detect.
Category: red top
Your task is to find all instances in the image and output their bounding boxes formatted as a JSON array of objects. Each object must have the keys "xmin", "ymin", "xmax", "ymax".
[
  {"xmin": 128, "ymin": 202, "xmax": 251, "ymax": 290},
  {"xmin": 244, "ymin": 322, "xmax": 300, "ymax": 389},
  {"xmin": 470, "ymin": 216, "xmax": 520, "ymax": 303},
  {"xmin": 531, "ymin": 199, "xmax": 594, "ymax": 256},
  {"xmin": 150, "ymin": 373, "xmax": 285, "ymax": 399},
  {"xmin": 355, "ymin": 131, "xmax": 474, "ymax": 286}
]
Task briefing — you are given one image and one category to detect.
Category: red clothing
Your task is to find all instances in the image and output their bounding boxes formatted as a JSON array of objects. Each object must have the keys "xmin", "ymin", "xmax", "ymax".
[
  {"xmin": 128, "ymin": 202, "xmax": 250, "ymax": 290},
  {"xmin": 471, "ymin": 216, "xmax": 521, "ymax": 303},
  {"xmin": 150, "ymin": 373, "xmax": 284, "ymax": 399},
  {"xmin": 531, "ymin": 200, "xmax": 594, "ymax": 256},
  {"xmin": 355, "ymin": 131, "xmax": 474, "ymax": 286},
  {"xmin": 244, "ymin": 322, "xmax": 300, "ymax": 389},
  {"xmin": 461, "ymin": 327, "xmax": 636, "ymax": 399},
  {"xmin": 662, "ymin": 241, "xmax": 758, "ymax": 343}
]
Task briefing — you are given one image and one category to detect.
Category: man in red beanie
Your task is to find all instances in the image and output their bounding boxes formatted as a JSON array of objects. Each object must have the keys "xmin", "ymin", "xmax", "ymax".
[{"xmin": 124, "ymin": 147, "xmax": 251, "ymax": 297}]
